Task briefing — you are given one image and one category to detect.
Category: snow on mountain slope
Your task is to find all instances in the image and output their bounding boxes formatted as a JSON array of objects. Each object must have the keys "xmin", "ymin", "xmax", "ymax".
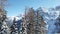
[
  {"xmin": 6, "ymin": 16, "xmax": 21, "ymax": 27},
  {"xmin": 38, "ymin": 7, "xmax": 60, "ymax": 23},
  {"xmin": 37, "ymin": 6, "xmax": 60, "ymax": 34}
]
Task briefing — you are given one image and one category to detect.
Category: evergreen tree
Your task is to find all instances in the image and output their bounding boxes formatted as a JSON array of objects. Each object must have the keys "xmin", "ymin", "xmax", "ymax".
[
  {"xmin": 23, "ymin": 7, "xmax": 47, "ymax": 34},
  {"xmin": 26, "ymin": 7, "xmax": 35, "ymax": 34},
  {"xmin": 0, "ymin": 8, "xmax": 10, "ymax": 34},
  {"xmin": 10, "ymin": 18, "xmax": 18, "ymax": 34}
]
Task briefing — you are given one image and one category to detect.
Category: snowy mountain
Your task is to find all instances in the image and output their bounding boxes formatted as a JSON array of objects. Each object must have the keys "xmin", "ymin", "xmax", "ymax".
[
  {"xmin": 5, "ymin": 16, "xmax": 22, "ymax": 27},
  {"xmin": 37, "ymin": 6, "xmax": 60, "ymax": 34}
]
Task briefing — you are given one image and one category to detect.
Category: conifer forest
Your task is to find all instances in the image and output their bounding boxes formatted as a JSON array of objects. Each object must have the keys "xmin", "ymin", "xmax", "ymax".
[{"xmin": 0, "ymin": 0, "xmax": 60, "ymax": 34}]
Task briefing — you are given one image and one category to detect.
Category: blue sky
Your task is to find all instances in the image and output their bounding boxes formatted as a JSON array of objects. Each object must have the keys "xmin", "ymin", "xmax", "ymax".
[{"xmin": 5, "ymin": 0, "xmax": 60, "ymax": 16}]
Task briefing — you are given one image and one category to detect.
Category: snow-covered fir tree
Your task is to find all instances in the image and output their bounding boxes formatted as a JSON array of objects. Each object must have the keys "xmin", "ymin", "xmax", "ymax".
[
  {"xmin": 20, "ymin": 17, "xmax": 27, "ymax": 34},
  {"xmin": 10, "ymin": 18, "xmax": 18, "ymax": 34},
  {"xmin": 0, "ymin": 8, "xmax": 10, "ymax": 34}
]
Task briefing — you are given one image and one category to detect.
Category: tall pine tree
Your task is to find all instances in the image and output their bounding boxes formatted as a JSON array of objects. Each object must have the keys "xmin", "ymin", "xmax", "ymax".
[{"xmin": 10, "ymin": 18, "xmax": 18, "ymax": 34}]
